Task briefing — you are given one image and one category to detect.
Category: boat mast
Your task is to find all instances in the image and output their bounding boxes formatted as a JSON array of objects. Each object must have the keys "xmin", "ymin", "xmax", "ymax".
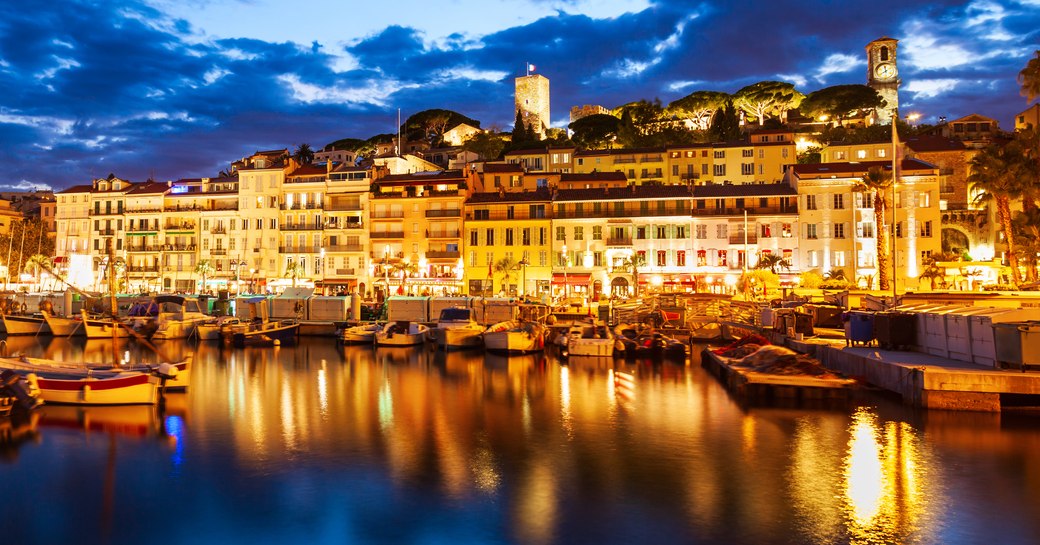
[{"xmin": 107, "ymin": 238, "xmax": 118, "ymax": 345}]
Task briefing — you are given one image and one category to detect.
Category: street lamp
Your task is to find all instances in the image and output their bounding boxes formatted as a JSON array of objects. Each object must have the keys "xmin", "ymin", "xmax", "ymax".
[
  {"xmin": 562, "ymin": 244, "xmax": 569, "ymax": 301},
  {"xmin": 518, "ymin": 256, "xmax": 529, "ymax": 298},
  {"xmin": 319, "ymin": 247, "xmax": 326, "ymax": 295}
]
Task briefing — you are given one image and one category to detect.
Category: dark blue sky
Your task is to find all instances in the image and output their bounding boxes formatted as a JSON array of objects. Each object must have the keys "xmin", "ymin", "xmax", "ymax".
[{"xmin": 1, "ymin": 0, "xmax": 1038, "ymax": 190}]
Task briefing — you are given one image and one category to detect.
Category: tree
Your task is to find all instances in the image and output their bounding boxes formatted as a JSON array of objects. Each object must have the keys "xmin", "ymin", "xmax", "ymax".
[
  {"xmin": 402, "ymin": 109, "xmax": 481, "ymax": 145},
  {"xmin": 293, "ymin": 143, "xmax": 314, "ymax": 165},
  {"xmin": 568, "ymin": 114, "xmax": 620, "ymax": 149},
  {"xmin": 667, "ymin": 90, "xmax": 730, "ymax": 131},
  {"xmin": 733, "ymin": 81, "xmax": 803, "ymax": 126},
  {"xmin": 195, "ymin": 259, "xmax": 214, "ymax": 294},
  {"xmin": 708, "ymin": 101, "xmax": 741, "ymax": 142},
  {"xmin": 511, "ymin": 109, "xmax": 529, "ymax": 146},
  {"xmin": 0, "ymin": 218, "xmax": 55, "ymax": 283},
  {"xmin": 969, "ymin": 141, "xmax": 1031, "ymax": 284},
  {"xmin": 616, "ymin": 108, "xmax": 640, "ymax": 148},
  {"xmin": 1019, "ymin": 49, "xmax": 1040, "ymax": 104},
  {"xmin": 798, "ymin": 85, "xmax": 886, "ymax": 127},
  {"xmin": 798, "ymin": 145, "xmax": 822, "ymax": 164},
  {"xmin": 1013, "ymin": 207, "xmax": 1040, "ymax": 283},
  {"xmin": 755, "ymin": 252, "xmax": 791, "ymax": 275},
  {"xmin": 918, "ymin": 258, "xmax": 947, "ymax": 291},
  {"xmin": 615, "ymin": 253, "xmax": 646, "ymax": 298},
  {"xmin": 493, "ymin": 257, "xmax": 519, "ymax": 295},
  {"xmin": 284, "ymin": 260, "xmax": 302, "ymax": 288},
  {"xmin": 389, "ymin": 260, "xmax": 418, "ymax": 295},
  {"xmin": 461, "ymin": 131, "xmax": 506, "ymax": 161},
  {"xmin": 854, "ymin": 166, "xmax": 894, "ymax": 291}
]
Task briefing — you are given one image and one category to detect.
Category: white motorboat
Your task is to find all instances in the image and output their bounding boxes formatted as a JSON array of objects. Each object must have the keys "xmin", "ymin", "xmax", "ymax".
[
  {"xmin": 195, "ymin": 316, "xmax": 242, "ymax": 341},
  {"xmin": 431, "ymin": 307, "xmax": 484, "ymax": 350},
  {"xmin": 151, "ymin": 296, "xmax": 211, "ymax": 341},
  {"xmin": 41, "ymin": 310, "xmax": 84, "ymax": 337},
  {"xmin": 483, "ymin": 320, "xmax": 546, "ymax": 354},
  {"xmin": 374, "ymin": 321, "xmax": 429, "ymax": 347},
  {"xmin": 561, "ymin": 321, "xmax": 617, "ymax": 358},
  {"xmin": 339, "ymin": 323, "xmax": 380, "ymax": 344},
  {"xmin": 80, "ymin": 310, "xmax": 132, "ymax": 339}
]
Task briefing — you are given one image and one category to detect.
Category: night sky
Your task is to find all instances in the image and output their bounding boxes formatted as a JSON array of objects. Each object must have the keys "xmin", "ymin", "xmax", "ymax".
[{"xmin": 1, "ymin": 0, "xmax": 1038, "ymax": 190}]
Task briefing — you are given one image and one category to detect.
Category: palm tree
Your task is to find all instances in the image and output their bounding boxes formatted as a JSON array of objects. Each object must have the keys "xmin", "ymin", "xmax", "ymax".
[
  {"xmin": 194, "ymin": 259, "xmax": 214, "ymax": 294},
  {"xmin": 918, "ymin": 256, "xmax": 947, "ymax": 291},
  {"xmin": 493, "ymin": 257, "xmax": 519, "ymax": 296},
  {"xmin": 854, "ymin": 166, "xmax": 894, "ymax": 290},
  {"xmin": 969, "ymin": 142, "xmax": 1031, "ymax": 284},
  {"xmin": 284, "ymin": 260, "xmax": 302, "ymax": 288},
  {"xmin": 824, "ymin": 268, "xmax": 847, "ymax": 281},
  {"xmin": 25, "ymin": 254, "xmax": 53, "ymax": 290},
  {"xmin": 388, "ymin": 260, "xmax": 418, "ymax": 295},
  {"xmin": 293, "ymin": 143, "xmax": 315, "ymax": 165},
  {"xmin": 754, "ymin": 252, "xmax": 791, "ymax": 275},
  {"xmin": 1019, "ymin": 49, "xmax": 1040, "ymax": 104},
  {"xmin": 615, "ymin": 253, "xmax": 646, "ymax": 298},
  {"xmin": 1013, "ymin": 208, "xmax": 1040, "ymax": 283}
]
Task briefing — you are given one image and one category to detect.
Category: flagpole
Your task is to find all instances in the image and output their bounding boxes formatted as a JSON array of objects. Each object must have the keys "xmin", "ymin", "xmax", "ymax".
[
  {"xmin": 891, "ymin": 110, "xmax": 899, "ymax": 306},
  {"xmin": 525, "ymin": 61, "xmax": 529, "ymax": 77}
]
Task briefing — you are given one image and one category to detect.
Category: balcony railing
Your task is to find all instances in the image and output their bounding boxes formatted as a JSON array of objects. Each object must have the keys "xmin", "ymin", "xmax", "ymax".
[
  {"xmin": 278, "ymin": 246, "xmax": 321, "ymax": 254},
  {"xmin": 168, "ymin": 203, "xmax": 238, "ymax": 212},
  {"xmin": 605, "ymin": 237, "xmax": 633, "ymax": 246},
  {"xmin": 127, "ymin": 225, "xmax": 159, "ymax": 233},
  {"xmin": 370, "ymin": 231, "xmax": 405, "ymax": 239},
  {"xmin": 211, "ymin": 227, "xmax": 227, "ymax": 234},
  {"xmin": 209, "ymin": 248, "xmax": 228, "ymax": 256},
  {"xmin": 325, "ymin": 244, "xmax": 364, "ymax": 252},
  {"xmin": 554, "ymin": 208, "xmax": 688, "ymax": 219},
  {"xmin": 333, "ymin": 268, "xmax": 357, "ymax": 276},
  {"xmin": 280, "ymin": 223, "xmax": 324, "ymax": 231},
  {"xmin": 691, "ymin": 206, "xmax": 798, "ymax": 217},
  {"xmin": 164, "ymin": 244, "xmax": 197, "ymax": 252},
  {"xmin": 165, "ymin": 223, "xmax": 196, "ymax": 230},
  {"xmin": 127, "ymin": 245, "xmax": 161, "ymax": 253},
  {"xmin": 325, "ymin": 222, "xmax": 365, "ymax": 230},
  {"xmin": 370, "ymin": 251, "xmax": 405, "ymax": 259},
  {"xmin": 90, "ymin": 209, "xmax": 124, "ymax": 216},
  {"xmin": 325, "ymin": 202, "xmax": 364, "ymax": 211},
  {"xmin": 279, "ymin": 203, "xmax": 321, "ymax": 210},
  {"xmin": 97, "ymin": 229, "xmax": 116, "ymax": 236},
  {"xmin": 127, "ymin": 265, "xmax": 160, "ymax": 273},
  {"xmin": 728, "ymin": 234, "xmax": 758, "ymax": 245},
  {"xmin": 613, "ymin": 157, "xmax": 637, "ymax": 164},
  {"xmin": 425, "ymin": 209, "xmax": 461, "ymax": 218},
  {"xmin": 371, "ymin": 212, "xmax": 405, "ymax": 219},
  {"xmin": 425, "ymin": 250, "xmax": 461, "ymax": 259},
  {"xmin": 427, "ymin": 231, "xmax": 460, "ymax": 239}
]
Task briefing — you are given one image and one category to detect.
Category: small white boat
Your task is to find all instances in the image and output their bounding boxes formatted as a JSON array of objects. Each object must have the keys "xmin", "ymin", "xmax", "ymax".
[
  {"xmin": 431, "ymin": 307, "xmax": 484, "ymax": 350},
  {"xmin": 0, "ymin": 313, "xmax": 51, "ymax": 336},
  {"xmin": 561, "ymin": 321, "xmax": 617, "ymax": 358},
  {"xmin": 483, "ymin": 320, "xmax": 546, "ymax": 354},
  {"xmin": 339, "ymin": 323, "xmax": 380, "ymax": 344},
  {"xmin": 80, "ymin": 310, "xmax": 132, "ymax": 339},
  {"xmin": 195, "ymin": 316, "xmax": 242, "ymax": 341},
  {"xmin": 374, "ymin": 321, "xmax": 429, "ymax": 347},
  {"xmin": 150, "ymin": 295, "xmax": 211, "ymax": 340},
  {"xmin": 0, "ymin": 356, "xmax": 180, "ymax": 405},
  {"xmin": 41, "ymin": 310, "xmax": 84, "ymax": 337}
]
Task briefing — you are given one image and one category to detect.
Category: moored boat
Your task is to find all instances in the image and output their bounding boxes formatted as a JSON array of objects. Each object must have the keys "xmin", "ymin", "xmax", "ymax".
[
  {"xmin": 431, "ymin": 307, "xmax": 484, "ymax": 350},
  {"xmin": 2, "ymin": 354, "xmax": 192, "ymax": 393},
  {"xmin": 483, "ymin": 320, "xmax": 546, "ymax": 354},
  {"xmin": 41, "ymin": 310, "xmax": 84, "ymax": 337},
  {"xmin": 339, "ymin": 323, "xmax": 380, "ymax": 344},
  {"xmin": 80, "ymin": 310, "xmax": 132, "ymax": 339},
  {"xmin": 195, "ymin": 316, "xmax": 242, "ymax": 341},
  {"xmin": 0, "ymin": 313, "xmax": 51, "ymax": 336},
  {"xmin": 559, "ymin": 321, "xmax": 618, "ymax": 358},
  {"xmin": 151, "ymin": 296, "xmax": 210, "ymax": 341},
  {"xmin": 374, "ymin": 321, "xmax": 429, "ymax": 347},
  {"xmin": 228, "ymin": 320, "xmax": 300, "ymax": 348},
  {"xmin": 0, "ymin": 358, "xmax": 171, "ymax": 405}
]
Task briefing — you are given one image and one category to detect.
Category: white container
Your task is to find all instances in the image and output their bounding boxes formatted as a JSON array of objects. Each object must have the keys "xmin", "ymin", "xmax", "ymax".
[
  {"xmin": 470, "ymin": 297, "xmax": 518, "ymax": 326},
  {"xmin": 944, "ymin": 307, "xmax": 1003, "ymax": 361},
  {"xmin": 307, "ymin": 296, "xmax": 350, "ymax": 321},
  {"xmin": 906, "ymin": 304, "xmax": 959, "ymax": 353},
  {"xmin": 271, "ymin": 287, "xmax": 315, "ymax": 319},
  {"xmin": 387, "ymin": 296, "xmax": 431, "ymax": 323},
  {"xmin": 970, "ymin": 308, "xmax": 1040, "ymax": 367},
  {"xmin": 428, "ymin": 297, "xmax": 473, "ymax": 323}
]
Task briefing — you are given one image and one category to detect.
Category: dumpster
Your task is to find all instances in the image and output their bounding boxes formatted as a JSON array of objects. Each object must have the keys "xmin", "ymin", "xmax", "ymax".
[
  {"xmin": 970, "ymin": 308, "xmax": 1040, "ymax": 366},
  {"xmin": 874, "ymin": 312, "xmax": 917, "ymax": 350},
  {"xmin": 793, "ymin": 311, "xmax": 814, "ymax": 336},
  {"xmin": 993, "ymin": 322, "xmax": 1040, "ymax": 370},
  {"xmin": 810, "ymin": 304, "xmax": 844, "ymax": 328},
  {"xmin": 844, "ymin": 311, "xmax": 874, "ymax": 346}
]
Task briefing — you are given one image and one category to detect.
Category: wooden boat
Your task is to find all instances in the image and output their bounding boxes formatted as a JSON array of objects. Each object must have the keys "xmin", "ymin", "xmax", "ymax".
[
  {"xmin": 3, "ymin": 354, "xmax": 192, "ymax": 393},
  {"xmin": 0, "ymin": 313, "xmax": 51, "ymax": 336},
  {"xmin": 228, "ymin": 297, "xmax": 300, "ymax": 348},
  {"xmin": 483, "ymin": 320, "xmax": 546, "ymax": 354},
  {"xmin": 615, "ymin": 324, "xmax": 687, "ymax": 362},
  {"xmin": 374, "ymin": 321, "xmax": 429, "ymax": 347},
  {"xmin": 1, "ymin": 369, "xmax": 43, "ymax": 415},
  {"xmin": 431, "ymin": 307, "xmax": 484, "ymax": 350},
  {"xmin": 151, "ymin": 295, "xmax": 210, "ymax": 341},
  {"xmin": 41, "ymin": 310, "xmax": 84, "ymax": 337},
  {"xmin": 558, "ymin": 321, "xmax": 618, "ymax": 358},
  {"xmin": 0, "ymin": 358, "xmax": 168, "ymax": 405},
  {"xmin": 195, "ymin": 316, "xmax": 242, "ymax": 341},
  {"xmin": 339, "ymin": 323, "xmax": 380, "ymax": 344},
  {"xmin": 80, "ymin": 310, "xmax": 132, "ymax": 339}
]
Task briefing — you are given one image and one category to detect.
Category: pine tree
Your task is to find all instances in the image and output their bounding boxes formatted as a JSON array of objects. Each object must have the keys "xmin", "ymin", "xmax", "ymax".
[
  {"xmin": 512, "ymin": 109, "xmax": 527, "ymax": 145},
  {"xmin": 708, "ymin": 101, "xmax": 741, "ymax": 142}
]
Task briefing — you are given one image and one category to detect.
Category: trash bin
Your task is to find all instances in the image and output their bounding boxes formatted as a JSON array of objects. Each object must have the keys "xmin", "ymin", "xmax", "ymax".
[
  {"xmin": 874, "ymin": 312, "xmax": 917, "ymax": 350},
  {"xmin": 794, "ymin": 311, "xmax": 814, "ymax": 336},
  {"xmin": 844, "ymin": 311, "xmax": 874, "ymax": 346},
  {"xmin": 812, "ymin": 305, "xmax": 844, "ymax": 328},
  {"xmin": 993, "ymin": 322, "xmax": 1040, "ymax": 370}
]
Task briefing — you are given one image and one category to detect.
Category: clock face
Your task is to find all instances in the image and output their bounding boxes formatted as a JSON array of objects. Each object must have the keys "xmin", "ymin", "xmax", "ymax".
[{"xmin": 875, "ymin": 63, "xmax": 894, "ymax": 79}]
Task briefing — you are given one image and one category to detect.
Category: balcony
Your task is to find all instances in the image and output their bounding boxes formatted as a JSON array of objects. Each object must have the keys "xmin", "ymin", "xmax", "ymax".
[
  {"xmin": 425, "ymin": 209, "xmax": 461, "ymax": 218},
  {"xmin": 279, "ymin": 203, "xmax": 321, "ymax": 210},
  {"xmin": 333, "ymin": 268, "xmax": 357, "ymax": 276},
  {"xmin": 97, "ymin": 229, "xmax": 116, "ymax": 236},
  {"xmin": 209, "ymin": 248, "xmax": 228, "ymax": 256},
  {"xmin": 89, "ymin": 209, "xmax": 124, "ymax": 216},
  {"xmin": 211, "ymin": 226, "xmax": 227, "ymax": 234},
  {"xmin": 278, "ymin": 246, "xmax": 321, "ymax": 254},
  {"xmin": 280, "ymin": 223, "xmax": 324, "ymax": 231},
  {"xmin": 640, "ymin": 155, "xmax": 664, "ymax": 162},
  {"xmin": 325, "ymin": 202, "xmax": 364, "ymax": 211},
  {"xmin": 555, "ymin": 207, "xmax": 688, "ymax": 219},
  {"xmin": 127, "ymin": 265, "xmax": 160, "ymax": 273},
  {"xmin": 127, "ymin": 225, "xmax": 159, "ymax": 233},
  {"xmin": 680, "ymin": 173, "xmax": 701, "ymax": 181},
  {"xmin": 691, "ymin": 206, "xmax": 798, "ymax": 217},
  {"xmin": 126, "ymin": 207, "xmax": 162, "ymax": 214},
  {"xmin": 325, "ymin": 222, "xmax": 365, "ymax": 231},
  {"xmin": 164, "ymin": 244, "xmax": 197, "ymax": 252},
  {"xmin": 127, "ymin": 245, "xmax": 161, "ymax": 253},
  {"xmin": 165, "ymin": 223, "xmax": 197, "ymax": 231},
  {"xmin": 606, "ymin": 237, "xmax": 633, "ymax": 247},
  {"xmin": 427, "ymin": 231, "xmax": 460, "ymax": 239},
  {"xmin": 371, "ymin": 211, "xmax": 405, "ymax": 219},
  {"xmin": 168, "ymin": 203, "xmax": 238, "ymax": 212},
  {"xmin": 325, "ymin": 244, "xmax": 364, "ymax": 252},
  {"xmin": 426, "ymin": 250, "xmax": 461, "ymax": 259},
  {"xmin": 370, "ymin": 231, "xmax": 405, "ymax": 239},
  {"xmin": 728, "ymin": 234, "xmax": 758, "ymax": 245},
  {"xmin": 613, "ymin": 157, "xmax": 637, "ymax": 164},
  {"xmin": 370, "ymin": 250, "xmax": 405, "ymax": 260}
]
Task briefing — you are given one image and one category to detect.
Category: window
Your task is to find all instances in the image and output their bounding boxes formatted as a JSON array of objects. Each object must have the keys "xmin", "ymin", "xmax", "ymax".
[
  {"xmin": 575, "ymin": 203, "xmax": 584, "ymax": 216},
  {"xmin": 636, "ymin": 226, "xmax": 647, "ymax": 240},
  {"xmin": 522, "ymin": 228, "xmax": 531, "ymax": 245},
  {"xmin": 919, "ymin": 191, "xmax": 931, "ymax": 208},
  {"xmin": 676, "ymin": 225, "xmax": 687, "ymax": 238},
  {"xmin": 507, "ymin": 206, "xmax": 515, "ymax": 219},
  {"xmin": 538, "ymin": 228, "xmax": 547, "ymax": 245},
  {"xmin": 701, "ymin": 164, "xmax": 709, "ymax": 175},
  {"xmin": 556, "ymin": 226, "xmax": 565, "ymax": 241},
  {"xmin": 781, "ymin": 223, "xmax": 792, "ymax": 238},
  {"xmin": 742, "ymin": 149, "xmax": 753, "ymax": 158},
  {"xmin": 529, "ymin": 205, "xmax": 545, "ymax": 218},
  {"xmin": 657, "ymin": 250, "xmax": 667, "ymax": 267},
  {"xmin": 920, "ymin": 220, "xmax": 932, "ymax": 237},
  {"xmin": 592, "ymin": 226, "xmax": 602, "ymax": 240},
  {"xmin": 713, "ymin": 164, "xmax": 726, "ymax": 176},
  {"xmin": 538, "ymin": 251, "xmax": 547, "ymax": 267},
  {"xmin": 760, "ymin": 223, "xmax": 772, "ymax": 237},
  {"xmin": 486, "ymin": 228, "xmax": 495, "ymax": 245},
  {"xmin": 593, "ymin": 252, "xmax": 603, "ymax": 267},
  {"xmin": 656, "ymin": 226, "xmax": 668, "ymax": 239},
  {"xmin": 833, "ymin": 223, "xmax": 845, "ymax": 239},
  {"xmin": 834, "ymin": 151, "xmax": 847, "ymax": 160},
  {"xmin": 741, "ymin": 163, "xmax": 754, "ymax": 175},
  {"xmin": 505, "ymin": 228, "xmax": 514, "ymax": 245},
  {"xmin": 806, "ymin": 195, "xmax": 817, "ymax": 210},
  {"xmin": 714, "ymin": 150, "xmax": 725, "ymax": 159},
  {"xmin": 876, "ymin": 148, "xmax": 887, "ymax": 158},
  {"xmin": 834, "ymin": 251, "xmax": 846, "ymax": 267},
  {"xmin": 806, "ymin": 224, "xmax": 818, "ymax": 239},
  {"xmin": 718, "ymin": 250, "xmax": 728, "ymax": 267},
  {"xmin": 856, "ymin": 149, "xmax": 867, "ymax": 159},
  {"xmin": 808, "ymin": 250, "xmax": 819, "ymax": 267},
  {"xmin": 574, "ymin": 226, "xmax": 584, "ymax": 240},
  {"xmin": 859, "ymin": 222, "xmax": 875, "ymax": 238},
  {"xmin": 696, "ymin": 225, "xmax": 707, "ymax": 239},
  {"xmin": 676, "ymin": 251, "xmax": 686, "ymax": 267},
  {"xmin": 921, "ymin": 250, "xmax": 932, "ymax": 263},
  {"xmin": 717, "ymin": 224, "xmax": 728, "ymax": 238},
  {"xmin": 833, "ymin": 194, "xmax": 844, "ymax": 209},
  {"xmin": 895, "ymin": 221, "xmax": 903, "ymax": 238}
]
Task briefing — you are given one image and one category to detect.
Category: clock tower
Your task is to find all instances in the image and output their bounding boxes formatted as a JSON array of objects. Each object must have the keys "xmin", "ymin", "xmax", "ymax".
[{"xmin": 866, "ymin": 37, "xmax": 900, "ymax": 124}]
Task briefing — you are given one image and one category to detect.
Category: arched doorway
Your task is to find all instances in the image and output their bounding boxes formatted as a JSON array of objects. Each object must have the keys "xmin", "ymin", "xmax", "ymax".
[
  {"xmin": 942, "ymin": 227, "xmax": 970, "ymax": 257},
  {"xmin": 610, "ymin": 276, "xmax": 630, "ymax": 297}
]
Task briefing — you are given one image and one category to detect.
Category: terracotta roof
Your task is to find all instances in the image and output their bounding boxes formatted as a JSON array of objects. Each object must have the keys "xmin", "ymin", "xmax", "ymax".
[
  {"xmin": 483, "ymin": 163, "xmax": 525, "ymax": 174},
  {"xmin": 905, "ymin": 135, "xmax": 966, "ymax": 153},
  {"xmin": 693, "ymin": 183, "xmax": 797, "ymax": 198},
  {"xmin": 559, "ymin": 172, "xmax": 627, "ymax": 182},
  {"xmin": 791, "ymin": 158, "xmax": 937, "ymax": 176},
  {"xmin": 555, "ymin": 185, "xmax": 691, "ymax": 202},
  {"xmin": 125, "ymin": 182, "xmax": 170, "ymax": 196},
  {"xmin": 467, "ymin": 188, "xmax": 552, "ymax": 204},
  {"xmin": 288, "ymin": 164, "xmax": 329, "ymax": 177},
  {"xmin": 376, "ymin": 170, "xmax": 466, "ymax": 184},
  {"xmin": 574, "ymin": 146, "xmax": 666, "ymax": 157},
  {"xmin": 57, "ymin": 184, "xmax": 93, "ymax": 194}
]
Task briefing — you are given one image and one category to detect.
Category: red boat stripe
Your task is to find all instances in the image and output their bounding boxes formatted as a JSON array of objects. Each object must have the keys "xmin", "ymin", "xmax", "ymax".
[{"xmin": 36, "ymin": 373, "xmax": 152, "ymax": 391}]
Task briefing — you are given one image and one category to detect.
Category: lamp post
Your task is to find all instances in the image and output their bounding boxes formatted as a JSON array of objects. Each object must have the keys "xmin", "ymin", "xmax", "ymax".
[
  {"xmin": 319, "ymin": 247, "xmax": 326, "ymax": 295},
  {"xmin": 383, "ymin": 245, "xmax": 390, "ymax": 298},
  {"xmin": 518, "ymin": 256, "xmax": 529, "ymax": 298},
  {"xmin": 562, "ymin": 244, "xmax": 569, "ymax": 302},
  {"xmin": 231, "ymin": 259, "xmax": 241, "ymax": 295}
]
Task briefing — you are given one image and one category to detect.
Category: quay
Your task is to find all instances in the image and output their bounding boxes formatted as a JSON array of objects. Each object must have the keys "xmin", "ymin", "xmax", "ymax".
[
  {"xmin": 723, "ymin": 321, "xmax": 1040, "ymax": 412},
  {"xmin": 700, "ymin": 348, "xmax": 858, "ymax": 406}
]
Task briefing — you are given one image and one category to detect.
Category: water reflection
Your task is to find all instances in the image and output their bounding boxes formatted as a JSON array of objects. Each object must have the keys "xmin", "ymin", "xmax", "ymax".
[{"xmin": 1, "ymin": 339, "xmax": 1039, "ymax": 544}]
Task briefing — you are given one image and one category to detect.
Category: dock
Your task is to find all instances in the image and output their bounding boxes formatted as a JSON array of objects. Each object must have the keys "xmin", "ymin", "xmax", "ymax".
[
  {"xmin": 730, "ymin": 324, "xmax": 1040, "ymax": 412},
  {"xmin": 700, "ymin": 348, "xmax": 858, "ymax": 407}
]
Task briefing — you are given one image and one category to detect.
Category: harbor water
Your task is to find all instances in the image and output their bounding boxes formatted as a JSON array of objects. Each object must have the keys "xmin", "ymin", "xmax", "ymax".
[{"xmin": 2, "ymin": 336, "xmax": 1039, "ymax": 545}]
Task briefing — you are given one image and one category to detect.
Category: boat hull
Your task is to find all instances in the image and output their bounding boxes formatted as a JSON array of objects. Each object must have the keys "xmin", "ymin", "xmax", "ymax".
[
  {"xmin": 432, "ymin": 327, "xmax": 484, "ymax": 349},
  {"xmin": 374, "ymin": 322, "xmax": 429, "ymax": 347},
  {"xmin": 340, "ymin": 324, "xmax": 379, "ymax": 344},
  {"xmin": 81, "ymin": 311, "xmax": 131, "ymax": 339},
  {"xmin": 41, "ymin": 311, "xmax": 84, "ymax": 337},
  {"xmin": 483, "ymin": 323, "xmax": 545, "ymax": 354},
  {"xmin": 1, "ymin": 314, "xmax": 50, "ymax": 336},
  {"xmin": 28, "ymin": 372, "xmax": 161, "ymax": 405},
  {"xmin": 232, "ymin": 322, "xmax": 300, "ymax": 348}
]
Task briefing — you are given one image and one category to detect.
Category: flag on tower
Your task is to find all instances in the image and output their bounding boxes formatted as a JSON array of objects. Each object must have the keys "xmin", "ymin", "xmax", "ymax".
[{"xmin": 527, "ymin": 63, "xmax": 536, "ymax": 75}]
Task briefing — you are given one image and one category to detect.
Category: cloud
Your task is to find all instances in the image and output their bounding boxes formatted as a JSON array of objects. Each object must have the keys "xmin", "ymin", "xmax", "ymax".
[
  {"xmin": 905, "ymin": 78, "xmax": 962, "ymax": 98},
  {"xmin": 814, "ymin": 53, "xmax": 860, "ymax": 82}
]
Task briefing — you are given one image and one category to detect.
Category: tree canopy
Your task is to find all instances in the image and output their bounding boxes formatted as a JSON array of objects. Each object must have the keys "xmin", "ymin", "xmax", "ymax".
[
  {"xmin": 799, "ymin": 84, "xmax": 885, "ymax": 126},
  {"xmin": 733, "ymin": 81, "xmax": 804, "ymax": 126},
  {"xmin": 666, "ymin": 90, "xmax": 730, "ymax": 131},
  {"xmin": 568, "ymin": 113, "xmax": 621, "ymax": 149},
  {"xmin": 402, "ymin": 109, "xmax": 480, "ymax": 146}
]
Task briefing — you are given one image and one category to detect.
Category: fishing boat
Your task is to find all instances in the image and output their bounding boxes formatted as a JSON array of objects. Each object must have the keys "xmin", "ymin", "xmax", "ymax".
[
  {"xmin": 2, "ymin": 354, "xmax": 192, "ymax": 393},
  {"xmin": 430, "ymin": 307, "xmax": 484, "ymax": 350},
  {"xmin": 615, "ymin": 324, "xmax": 687, "ymax": 362},
  {"xmin": 195, "ymin": 316, "xmax": 242, "ymax": 341},
  {"xmin": 1, "ymin": 370, "xmax": 43, "ymax": 415},
  {"xmin": 559, "ymin": 321, "xmax": 619, "ymax": 358},
  {"xmin": 40, "ymin": 310, "xmax": 84, "ymax": 337},
  {"xmin": 483, "ymin": 320, "xmax": 546, "ymax": 354},
  {"xmin": 151, "ymin": 295, "xmax": 210, "ymax": 341},
  {"xmin": 0, "ymin": 357, "xmax": 175, "ymax": 405},
  {"xmin": 339, "ymin": 323, "xmax": 381, "ymax": 344},
  {"xmin": 374, "ymin": 321, "xmax": 429, "ymax": 347},
  {"xmin": 0, "ymin": 313, "xmax": 51, "ymax": 336},
  {"xmin": 80, "ymin": 310, "xmax": 132, "ymax": 339},
  {"xmin": 225, "ymin": 297, "xmax": 300, "ymax": 348}
]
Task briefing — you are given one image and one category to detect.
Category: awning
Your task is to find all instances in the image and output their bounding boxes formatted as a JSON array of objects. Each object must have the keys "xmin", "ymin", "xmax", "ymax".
[{"xmin": 551, "ymin": 273, "xmax": 591, "ymax": 285}]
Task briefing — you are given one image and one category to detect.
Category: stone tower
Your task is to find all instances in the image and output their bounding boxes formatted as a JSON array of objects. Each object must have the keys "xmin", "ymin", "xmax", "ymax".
[
  {"xmin": 866, "ymin": 37, "xmax": 900, "ymax": 124},
  {"xmin": 515, "ymin": 74, "xmax": 550, "ymax": 138}
]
